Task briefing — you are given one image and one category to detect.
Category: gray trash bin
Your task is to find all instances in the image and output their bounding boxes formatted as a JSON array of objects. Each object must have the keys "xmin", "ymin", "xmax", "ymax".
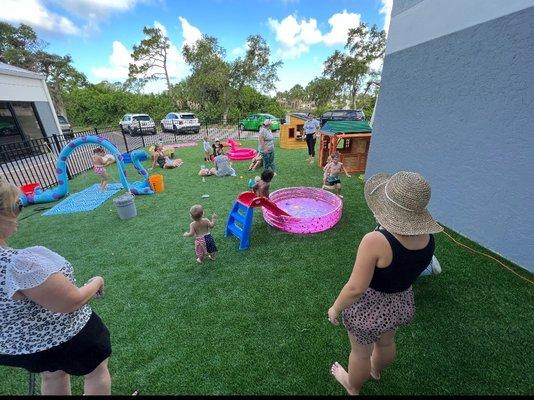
[{"xmin": 113, "ymin": 193, "xmax": 137, "ymax": 220}]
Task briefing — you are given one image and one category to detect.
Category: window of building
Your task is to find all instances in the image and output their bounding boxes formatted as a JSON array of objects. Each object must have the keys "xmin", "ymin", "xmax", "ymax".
[
  {"xmin": 11, "ymin": 102, "xmax": 44, "ymax": 141},
  {"xmin": 0, "ymin": 102, "xmax": 23, "ymax": 145}
]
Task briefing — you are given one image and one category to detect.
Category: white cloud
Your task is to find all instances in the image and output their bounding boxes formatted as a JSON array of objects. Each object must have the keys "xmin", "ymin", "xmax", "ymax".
[
  {"xmin": 231, "ymin": 42, "xmax": 250, "ymax": 58},
  {"xmin": 268, "ymin": 10, "xmax": 361, "ymax": 60},
  {"xmin": 1, "ymin": 0, "xmax": 79, "ymax": 35},
  {"xmin": 154, "ymin": 20, "xmax": 168, "ymax": 37},
  {"xmin": 380, "ymin": 0, "xmax": 393, "ymax": 35},
  {"xmin": 231, "ymin": 47, "xmax": 244, "ymax": 57},
  {"xmin": 55, "ymin": 0, "xmax": 139, "ymax": 17},
  {"xmin": 179, "ymin": 16, "xmax": 202, "ymax": 48},
  {"xmin": 267, "ymin": 15, "xmax": 322, "ymax": 60},
  {"xmin": 92, "ymin": 40, "xmax": 132, "ymax": 80},
  {"xmin": 322, "ymin": 10, "xmax": 361, "ymax": 46},
  {"xmin": 369, "ymin": 57, "xmax": 383, "ymax": 73}
]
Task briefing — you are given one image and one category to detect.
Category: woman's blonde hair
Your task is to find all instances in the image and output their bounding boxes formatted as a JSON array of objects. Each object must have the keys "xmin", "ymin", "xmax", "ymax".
[{"xmin": 0, "ymin": 180, "xmax": 22, "ymax": 218}]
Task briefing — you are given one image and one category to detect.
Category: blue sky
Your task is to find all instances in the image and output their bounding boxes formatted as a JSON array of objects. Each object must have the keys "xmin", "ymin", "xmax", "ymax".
[{"xmin": 2, "ymin": 0, "xmax": 392, "ymax": 93}]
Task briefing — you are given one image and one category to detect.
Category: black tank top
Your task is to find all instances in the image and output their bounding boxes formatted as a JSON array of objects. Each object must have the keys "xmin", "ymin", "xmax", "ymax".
[{"xmin": 368, "ymin": 226, "xmax": 435, "ymax": 293}]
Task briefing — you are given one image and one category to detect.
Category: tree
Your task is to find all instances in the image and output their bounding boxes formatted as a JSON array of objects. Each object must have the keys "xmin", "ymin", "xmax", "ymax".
[
  {"xmin": 305, "ymin": 77, "xmax": 338, "ymax": 109},
  {"xmin": 0, "ymin": 22, "xmax": 45, "ymax": 68},
  {"xmin": 33, "ymin": 52, "xmax": 88, "ymax": 115},
  {"xmin": 182, "ymin": 34, "xmax": 283, "ymax": 122},
  {"xmin": 0, "ymin": 22, "xmax": 87, "ymax": 115},
  {"xmin": 230, "ymin": 35, "xmax": 282, "ymax": 94},
  {"xmin": 183, "ymin": 35, "xmax": 231, "ymax": 119},
  {"xmin": 228, "ymin": 35, "xmax": 282, "ymax": 120},
  {"xmin": 323, "ymin": 23, "xmax": 385, "ymax": 108},
  {"xmin": 129, "ymin": 26, "xmax": 172, "ymax": 91}
]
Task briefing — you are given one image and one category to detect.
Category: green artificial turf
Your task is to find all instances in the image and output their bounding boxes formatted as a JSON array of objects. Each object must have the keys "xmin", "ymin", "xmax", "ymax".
[{"xmin": 1, "ymin": 140, "xmax": 533, "ymax": 395}]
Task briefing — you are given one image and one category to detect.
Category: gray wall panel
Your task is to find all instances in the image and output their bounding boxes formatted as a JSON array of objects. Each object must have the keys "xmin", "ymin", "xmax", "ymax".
[
  {"xmin": 392, "ymin": 0, "xmax": 425, "ymax": 17},
  {"xmin": 367, "ymin": 7, "xmax": 534, "ymax": 271},
  {"xmin": 34, "ymin": 101, "xmax": 60, "ymax": 137}
]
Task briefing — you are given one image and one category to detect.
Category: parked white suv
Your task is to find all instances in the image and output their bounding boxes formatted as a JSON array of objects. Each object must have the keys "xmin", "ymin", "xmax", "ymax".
[
  {"xmin": 119, "ymin": 114, "xmax": 156, "ymax": 136},
  {"xmin": 160, "ymin": 112, "xmax": 200, "ymax": 134}
]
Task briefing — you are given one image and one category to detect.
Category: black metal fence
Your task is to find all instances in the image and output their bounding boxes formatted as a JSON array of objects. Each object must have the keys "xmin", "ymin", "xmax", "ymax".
[{"xmin": 0, "ymin": 120, "xmax": 277, "ymax": 190}]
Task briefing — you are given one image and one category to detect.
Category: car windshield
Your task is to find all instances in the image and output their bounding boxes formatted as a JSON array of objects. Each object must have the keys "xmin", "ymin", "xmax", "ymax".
[
  {"xmin": 179, "ymin": 114, "xmax": 196, "ymax": 119},
  {"xmin": 57, "ymin": 116, "xmax": 68, "ymax": 124},
  {"xmin": 133, "ymin": 115, "xmax": 151, "ymax": 121}
]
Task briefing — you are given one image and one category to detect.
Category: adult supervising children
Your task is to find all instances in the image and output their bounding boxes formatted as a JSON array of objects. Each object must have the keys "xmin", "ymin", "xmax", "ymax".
[
  {"xmin": 304, "ymin": 113, "xmax": 321, "ymax": 164},
  {"xmin": 258, "ymin": 119, "xmax": 276, "ymax": 174},
  {"xmin": 0, "ymin": 180, "xmax": 111, "ymax": 395},
  {"xmin": 327, "ymin": 171, "xmax": 443, "ymax": 395}
]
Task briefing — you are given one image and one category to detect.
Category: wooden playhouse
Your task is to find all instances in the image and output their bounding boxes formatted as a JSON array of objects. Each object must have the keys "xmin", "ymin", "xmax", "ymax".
[
  {"xmin": 318, "ymin": 120, "xmax": 372, "ymax": 173},
  {"xmin": 280, "ymin": 113, "xmax": 309, "ymax": 149}
]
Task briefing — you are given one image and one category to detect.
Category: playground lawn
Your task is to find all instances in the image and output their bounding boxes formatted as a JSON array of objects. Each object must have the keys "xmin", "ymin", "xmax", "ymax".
[{"xmin": 2, "ymin": 140, "xmax": 533, "ymax": 395}]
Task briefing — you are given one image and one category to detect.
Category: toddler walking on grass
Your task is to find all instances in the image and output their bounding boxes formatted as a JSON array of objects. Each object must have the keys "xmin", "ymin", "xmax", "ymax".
[
  {"xmin": 183, "ymin": 205, "xmax": 218, "ymax": 263},
  {"xmin": 322, "ymin": 152, "xmax": 351, "ymax": 198}
]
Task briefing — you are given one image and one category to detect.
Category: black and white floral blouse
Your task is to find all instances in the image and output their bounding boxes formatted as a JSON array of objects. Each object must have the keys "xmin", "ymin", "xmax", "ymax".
[{"xmin": 0, "ymin": 246, "xmax": 91, "ymax": 355}]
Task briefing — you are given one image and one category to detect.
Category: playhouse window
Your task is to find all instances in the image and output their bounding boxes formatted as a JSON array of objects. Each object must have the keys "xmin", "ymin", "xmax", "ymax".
[
  {"xmin": 289, "ymin": 128, "xmax": 295, "ymax": 138},
  {"xmin": 336, "ymin": 138, "xmax": 351, "ymax": 150}
]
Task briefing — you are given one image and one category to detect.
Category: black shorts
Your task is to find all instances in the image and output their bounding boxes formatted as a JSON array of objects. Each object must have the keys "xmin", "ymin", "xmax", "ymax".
[
  {"xmin": 327, "ymin": 176, "xmax": 341, "ymax": 186},
  {"xmin": 0, "ymin": 311, "xmax": 111, "ymax": 376}
]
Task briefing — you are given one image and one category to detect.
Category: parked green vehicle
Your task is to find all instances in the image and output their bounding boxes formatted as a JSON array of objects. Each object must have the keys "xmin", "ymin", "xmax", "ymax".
[{"xmin": 238, "ymin": 113, "xmax": 281, "ymax": 131}]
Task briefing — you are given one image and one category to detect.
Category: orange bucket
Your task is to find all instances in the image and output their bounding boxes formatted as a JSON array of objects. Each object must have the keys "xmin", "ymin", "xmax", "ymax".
[{"xmin": 148, "ymin": 174, "xmax": 164, "ymax": 192}]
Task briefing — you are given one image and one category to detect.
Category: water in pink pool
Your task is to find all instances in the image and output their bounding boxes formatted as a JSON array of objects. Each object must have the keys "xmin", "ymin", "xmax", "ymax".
[{"xmin": 276, "ymin": 197, "xmax": 333, "ymax": 217}]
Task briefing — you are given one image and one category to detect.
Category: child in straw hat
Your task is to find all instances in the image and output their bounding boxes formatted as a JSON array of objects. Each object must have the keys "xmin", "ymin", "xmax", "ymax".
[{"xmin": 327, "ymin": 171, "xmax": 443, "ymax": 395}]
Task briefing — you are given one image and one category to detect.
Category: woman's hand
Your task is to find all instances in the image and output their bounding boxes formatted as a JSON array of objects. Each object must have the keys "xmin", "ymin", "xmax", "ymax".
[
  {"xmin": 87, "ymin": 276, "xmax": 104, "ymax": 299},
  {"xmin": 327, "ymin": 306, "xmax": 340, "ymax": 326}
]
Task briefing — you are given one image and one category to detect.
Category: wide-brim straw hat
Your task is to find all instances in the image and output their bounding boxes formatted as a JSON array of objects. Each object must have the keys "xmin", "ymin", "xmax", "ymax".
[
  {"xmin": 263, "ymin": 119, "xmax": 273, "ymax": 126},
  {"xmin": 364, "ymin": 171, "xmax": 443, "ymax": 235}
]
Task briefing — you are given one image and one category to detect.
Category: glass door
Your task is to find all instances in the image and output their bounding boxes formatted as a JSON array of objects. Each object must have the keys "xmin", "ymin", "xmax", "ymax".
[
  {"xmin": 0, "ymin": 102, "xmax": 24, "ymax": 145},
  {"xmin": 11, "ymin": 102, "xmax": 45, "ymax": 141}
]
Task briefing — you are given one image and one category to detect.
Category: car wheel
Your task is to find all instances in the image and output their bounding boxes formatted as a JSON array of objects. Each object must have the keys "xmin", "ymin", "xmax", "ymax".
[
  {"xmin": 172, "ymin": 125, "xmax": 178, "ymax": 134},
  {"xmin": 128, "ymin": 126, "xmax": 135, "ymax": 136}
]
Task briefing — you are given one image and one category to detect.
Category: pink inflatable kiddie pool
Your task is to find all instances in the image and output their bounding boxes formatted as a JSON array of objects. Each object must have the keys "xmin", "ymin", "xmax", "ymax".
[
  {"xmin": 227, "ymin": 138, "xmax": 257, "ymax": 161},
  {"xmin": 262, "ymin": 187, "xmax": 342, "ymax": 234}
]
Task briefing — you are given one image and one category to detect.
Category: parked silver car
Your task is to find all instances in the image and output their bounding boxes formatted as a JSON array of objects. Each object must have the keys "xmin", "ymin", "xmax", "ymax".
[
  {"xmin": 119, "ymin": 114, "xmax": 156, "ymax": 136},
  {"xmin": 57, "ymin": 115, "xmax": 74, "ymax": 138},
  {"xmin": 160, "ymin": 112, "xmax": 200, "ymax": 134}
]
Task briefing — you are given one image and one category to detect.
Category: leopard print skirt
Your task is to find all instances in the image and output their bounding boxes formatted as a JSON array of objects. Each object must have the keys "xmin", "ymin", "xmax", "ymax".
[{"xmin": 341, "ymin": 286, "xmax": 415, "ymax": 345}]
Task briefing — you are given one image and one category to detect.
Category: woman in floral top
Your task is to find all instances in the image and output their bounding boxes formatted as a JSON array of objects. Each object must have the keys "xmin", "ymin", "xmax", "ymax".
[{"xmin": 0, "ymin": 180, "xmax": 111, "ymax": 395}]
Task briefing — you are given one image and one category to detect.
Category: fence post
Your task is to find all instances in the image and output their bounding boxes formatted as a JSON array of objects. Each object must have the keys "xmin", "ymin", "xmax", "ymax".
[
  {"xmin": 94, "ymin": 127, "xmax": 99, "ymax": 136},
  {"xmin": 51, "ymin": 133, "xmax": 61, "ymax": 154},
  {"xmin": 139, "ymin": 120, "xmax": 145, "ymax": 148},
  {"xmin": 122, "ymin": 130, "xmax": 129, "ymax": 153}
]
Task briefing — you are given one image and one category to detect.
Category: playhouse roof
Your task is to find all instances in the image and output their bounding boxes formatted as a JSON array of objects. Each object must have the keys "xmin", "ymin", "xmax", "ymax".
[
  {"xmin": 291, "ymin": 113, "xmax": 310, "ymax": 120},
  {"xmin": 320, "ymin": 120, "xmax": 372, "ymax": 135}
]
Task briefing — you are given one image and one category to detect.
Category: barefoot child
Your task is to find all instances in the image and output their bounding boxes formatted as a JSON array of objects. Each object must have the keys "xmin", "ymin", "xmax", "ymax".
[
  {"xmin": 183, "ymin": 205, "xmax": 218, "ymax": 263},
  {"xmin": 252, "ymin": 170, "xmax": 274, "ymax": 198},
  {"xmin": 322, "ymin": 154, "xmax": 333, "ymax": 187},
  {"xmin": 322, "ymin": 152, "xmax": 351, "ymax": 198},
  {"xmin": 247, "ymin": 153, "xmax": 263, "ymax": 171},
  {"xmin": 92, "ymin": 147, "xmax": 109, "ymax": 191},
  {"xmin": 202, "ymin": 135, "xmax": 212, "ymax": 162}
]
